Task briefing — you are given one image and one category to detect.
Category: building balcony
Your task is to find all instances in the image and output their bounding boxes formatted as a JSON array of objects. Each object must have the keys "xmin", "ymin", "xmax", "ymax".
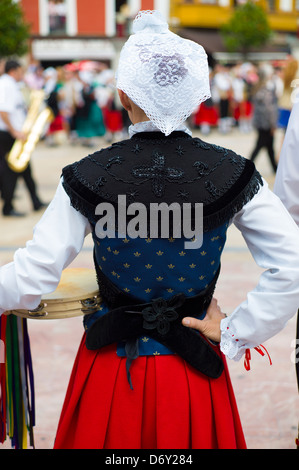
[{"xmin": 171, "ymin": 0, "xmax": 299, "ymax": 32}]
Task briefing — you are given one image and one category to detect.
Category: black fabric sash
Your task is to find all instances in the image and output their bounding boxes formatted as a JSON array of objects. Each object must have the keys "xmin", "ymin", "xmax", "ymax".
[{"xmin": 86, "ymin": 267, "xmax": 224, "ymax": 387}]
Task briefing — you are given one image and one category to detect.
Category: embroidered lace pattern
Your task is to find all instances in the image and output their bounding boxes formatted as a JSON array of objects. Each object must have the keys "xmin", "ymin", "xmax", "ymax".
[
  {"xmin": 220, "ymin": 316, "xmax": 247, "ymax": 361},
  {"xmin": 116, "ymin": 11, "xmax": 211, "ymax": 136}
]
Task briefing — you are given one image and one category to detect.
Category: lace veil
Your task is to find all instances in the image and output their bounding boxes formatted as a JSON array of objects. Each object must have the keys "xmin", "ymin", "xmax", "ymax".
[{"xmin": 116, "ymin": 10, "xmax": 211, "ymax": 136}]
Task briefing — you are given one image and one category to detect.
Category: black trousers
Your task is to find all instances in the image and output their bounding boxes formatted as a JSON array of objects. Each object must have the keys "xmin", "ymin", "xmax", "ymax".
[
  {"xmin": 250, "ymin": 128, "xmax": 277, "ymax": 173},
  {"xmin": 0, "ymin": 130, "xmax": 40, "ymax": 214}
]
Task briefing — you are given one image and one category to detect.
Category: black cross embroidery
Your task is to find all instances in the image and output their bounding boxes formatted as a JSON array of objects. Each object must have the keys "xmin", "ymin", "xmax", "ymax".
[
  {"xmin": 132, "ymin": 151, "xmax": 184, "ymax": 197},
  {"xmin": 132, "ymin": 143, "xmax": 143, "ymax": 154}
]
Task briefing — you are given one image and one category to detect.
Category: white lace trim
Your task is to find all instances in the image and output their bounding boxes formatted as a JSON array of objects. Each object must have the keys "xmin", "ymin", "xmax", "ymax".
[
  {"xmin": 116, "ymin": 11, "xmax": 211, "ymax": 136},
  {"xmin": 220, "ymin": 316, "xmax": 247, "ymax": 361},
  {"xmin": 128, "ymin": 120, "xmax": 192, "ymax": 137}
]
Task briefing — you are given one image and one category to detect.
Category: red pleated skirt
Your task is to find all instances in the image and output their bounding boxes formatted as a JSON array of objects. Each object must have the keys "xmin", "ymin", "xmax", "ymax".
[{"xmin": 54, "ymin": 334, "xmax": 246, "ymax": 449}]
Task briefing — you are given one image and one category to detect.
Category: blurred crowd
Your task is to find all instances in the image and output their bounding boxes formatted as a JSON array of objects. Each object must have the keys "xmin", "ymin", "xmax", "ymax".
[
  {"xmin": 2, "ymin": 56, "xmax": 299, "ymax": 152},
  {"xmin": 0, "ymin": 55, "xmax": 297, "ymax": 217},
  {"xmin": 192, "ymin": 57, "xmax": 299, "ymax": 137},
  {"xmin": 20, "ymin": 60, "xmax": 131, "ymax": 147}
]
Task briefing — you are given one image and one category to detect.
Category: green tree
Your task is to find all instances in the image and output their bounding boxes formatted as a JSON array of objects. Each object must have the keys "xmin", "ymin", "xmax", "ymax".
[
  {"xmin": 0, "ymin": 0, "xmax": 30, "ymax": 58},
  {"xmin": 221, "ymin": 1, "xmax": 272, "ymax": 58}
]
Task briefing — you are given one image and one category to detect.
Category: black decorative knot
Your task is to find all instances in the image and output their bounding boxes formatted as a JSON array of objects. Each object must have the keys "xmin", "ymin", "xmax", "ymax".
[
  {"xmin": 141, "ymin": 295, "xmax": 184, "ymax": 336},
  {"xmin": 193, "ymin": 161, "xmax": 209, "ymax": 176}
]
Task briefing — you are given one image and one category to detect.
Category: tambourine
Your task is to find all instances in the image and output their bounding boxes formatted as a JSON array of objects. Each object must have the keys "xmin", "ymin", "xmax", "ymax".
[{"xmin": 11, "ymin": 268, "xmax": 101, "ymax": 320}]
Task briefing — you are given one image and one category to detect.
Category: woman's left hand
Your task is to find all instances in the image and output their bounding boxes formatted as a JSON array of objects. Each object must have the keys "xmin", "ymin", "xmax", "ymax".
[{"xmin": 182, "ymin": 297, "xmax": 226, "ymax": 343}]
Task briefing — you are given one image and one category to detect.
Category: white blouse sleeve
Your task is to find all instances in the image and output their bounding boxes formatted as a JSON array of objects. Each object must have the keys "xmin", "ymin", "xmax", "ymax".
[
  {"xmin": 0, "ymin": 179, "xmax": 91, "ymax": 315},
  {"xmin": 220, "ymin": 178, "xmax": 299, "ymax": 361},
  {"xmin": 273, "ymin": 100, "xmax": 299, "ymax": 226}
]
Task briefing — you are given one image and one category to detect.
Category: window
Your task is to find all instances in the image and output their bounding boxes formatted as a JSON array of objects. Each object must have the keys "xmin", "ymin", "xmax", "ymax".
[
  {"xmin": 39, "ymin": 0, "xmax": 77, "ymax": 36},
  {"xmin": 267, "ymin": 0, "xmax": 275, "ymax": 11},
  {"xmin": 48, "ymin": 0, "xmax": 67, "ymax": 35},
  {"xmin": 115, "ymin": 1, "xmax": 130, "ymax": 37},
  {"xmin": 279, "ymin": 0, "xmax": 292, "ymax": 11},
  {"xmin": 200, "ymin": 0, "xmax": 218, "ymax": 4}
]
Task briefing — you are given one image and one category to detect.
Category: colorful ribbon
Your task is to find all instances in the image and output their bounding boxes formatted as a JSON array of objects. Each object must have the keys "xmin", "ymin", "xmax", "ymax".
[
  {"xmin": 244, "ymin": 344, "xmax": 272, "ymax": 371},
  {"xmin": 0, "ymin": 315, "xmax": 35, "ymax": 449}
]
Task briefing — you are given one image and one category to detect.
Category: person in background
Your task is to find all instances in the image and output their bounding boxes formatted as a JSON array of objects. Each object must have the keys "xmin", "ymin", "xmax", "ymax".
[
  {"xmin": 277, "ymin": 57, "xmax": 298, "ymax": 132},
  {"xmin": 212, "ymin": 63, "xmax": 232, "ymax": 134},
  {"xmin": 24, "ymin": 62, "xmax": 45, "ymax": 91},
  {"xmin": 249, "ymin": 64, "xmax": 278, "ymax": 173},
  {"xmin": 74, "ymin": 71, "xmax": 106, "ymax": 147},
  {"xmin": 0, "ymin": 60, "xmax": 46, "ymax": 216}
]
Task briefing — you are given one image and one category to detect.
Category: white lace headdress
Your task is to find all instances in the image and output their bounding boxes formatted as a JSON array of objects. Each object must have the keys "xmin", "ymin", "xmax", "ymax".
[{"xmin": 116, "ymin": 10, "xmax": 211, "ymax": 136}]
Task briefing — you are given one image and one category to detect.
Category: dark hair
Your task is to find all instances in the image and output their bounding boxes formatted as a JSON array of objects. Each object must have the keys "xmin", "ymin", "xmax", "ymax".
[{"xmin": 5, "ymin": 60, "xmax": 21, "ymax": 74}]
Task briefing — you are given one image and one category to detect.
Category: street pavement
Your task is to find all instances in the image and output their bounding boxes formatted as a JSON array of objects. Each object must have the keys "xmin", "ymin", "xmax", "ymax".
[{"xmin": 0, "ymin": 127, "xmax": 298, "ymax": 450}]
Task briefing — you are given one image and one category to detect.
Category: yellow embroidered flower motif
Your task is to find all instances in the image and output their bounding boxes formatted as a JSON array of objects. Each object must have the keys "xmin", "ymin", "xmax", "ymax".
[
  {"xmin": 168, "ymin": 237, "xmax": 175, "ymax": 242},
  {"xmin": 189, "ymin": 263, "xmax": 196, "ymax": 268},
  {"xmin": 199, "ymin": 275, "xmax": 205, "ymax": 280},
  {"xmin": 145, "ymin": 288, "xmax": 152, "ymax": 293},
  {"xmin": 101, "ymin": 256, "xmax": 106, "ymax": 262},
  {"xmin": 200, "ymin": 251, "xmax": 207, "ymax": 256},
  {"xmin": 179, "ymin": 251, "xmax": 186, "ymax": 256},
  {"xmin": 211, "ymin": 236, "xmax": 220, "ymax": 241},
  {"xmin": 111, "ymin": 271, "xmax": 117, "ymax": 277},
  {"xmin": 107, "ymin": 247, "xmax": 111, "ymax": 252},
  {"xmin": 123, "ymin": 287, "xmax": 130, "ymax": 293},
  {"xmin": 156, "ymin": 276, "xmax": 164, "ymax": 282},
  {"xmin": 134, "ymin": 277, "xmax": 141, "ymax": 282},
  {"xmin": 156, "ymin": 250, "xmax": 164, "ymax": 256},
  {"xmin": 141, "ymin": 337, "xmax": 149, "ymax": 343},
  {"xmin": 122, "ymin": 238, "xmax": 130, "ymax": 243},
  {"xmin": 188, "ymin": 288, "xmax": 193, "ymax": 293},
  {"xmin": 113, "ymin": 250, "xmax": 119, "ymax": 255},
  {"xmin": 153, "ymin": 351, "xmax": 161, "ymax": 356},
  {"xmin": 123, "ymin": 263, "xmax": 130, "ymax": 268},
  {"xmin": 145, "ymin": 238, "xmax": 152, "ymax": 243},
  {"xmin": 167, "ymin": 288, "xmax": 174, "ymax": 293},
  {"xmin": 134, "ymin": 251, "xmax": 141, "ymax": 257},
  {"xmin": 178, "ymin": 277, "xmax": 185, "ymax": 282},
  {"xmin": 168, "ymin": 264, "xmax": 175, "ymax": 269},
  {"xmin": 145, "ymin": 264, "xmax": 152, "ymax": 269},
  {"xmin": 211, "ymin": 260, "xmax": 215, "ymax": 265}
]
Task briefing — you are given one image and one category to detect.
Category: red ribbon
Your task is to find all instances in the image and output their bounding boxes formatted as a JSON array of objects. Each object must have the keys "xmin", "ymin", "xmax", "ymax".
[{"xmin": 244, "ymin": 344, "xmax": 272, "ymax": 371}]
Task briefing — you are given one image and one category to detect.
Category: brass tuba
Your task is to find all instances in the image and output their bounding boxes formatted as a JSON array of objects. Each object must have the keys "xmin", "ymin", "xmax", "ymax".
[{"xmin": 6, "ymin": 89, "xmax": 54, "ymax": 173}]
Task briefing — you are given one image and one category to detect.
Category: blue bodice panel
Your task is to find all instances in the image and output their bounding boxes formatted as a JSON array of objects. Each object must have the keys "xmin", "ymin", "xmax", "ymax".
[{"xmin": 83, "ymin": 223, "xmax": 228, "ymax": 356}]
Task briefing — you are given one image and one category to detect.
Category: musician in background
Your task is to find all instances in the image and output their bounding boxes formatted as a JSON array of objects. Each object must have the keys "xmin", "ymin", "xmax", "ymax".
[{"xmin": 0, "ymin": 60, "xmax": 46, "ymax": 217}]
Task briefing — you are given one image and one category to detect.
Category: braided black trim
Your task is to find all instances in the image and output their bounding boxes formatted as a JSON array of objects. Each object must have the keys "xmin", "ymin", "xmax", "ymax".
[
  {"xmin": 62, "ymin": 158, "xmax": 263, "ymax": 232},
  {"xmin": 203, "ymin": 159, "xmax": 263, "ymax": 231}
]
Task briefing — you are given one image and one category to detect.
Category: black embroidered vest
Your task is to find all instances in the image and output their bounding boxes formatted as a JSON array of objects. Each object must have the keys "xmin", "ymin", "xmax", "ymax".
[
  {"xmin": 61, "ymin": 131, "xmax": 262, "ymax": 382},
  {"xmin": 62, "ymin": 131, "xmax": 262, "ymax": 232}
]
